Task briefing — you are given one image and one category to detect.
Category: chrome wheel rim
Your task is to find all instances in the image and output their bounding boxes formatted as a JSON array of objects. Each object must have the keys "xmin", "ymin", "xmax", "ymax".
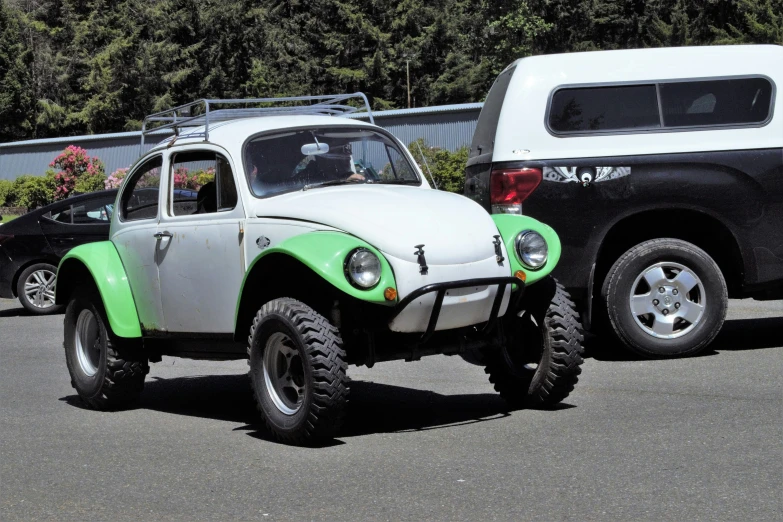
[
  {"xmin": 629, "ymin": 261, "xmax": 706, "ymax": 339},
  {"xmin": 24, "ymin": 269, "xmax": 57, "ymax": 309},
  {"xmin": 74, "ymin": 309, "xmax": 101, "ymax": 377},
  {"xmin": 262, "ymin": 333, "xmax": 305, "ymax": 415}
]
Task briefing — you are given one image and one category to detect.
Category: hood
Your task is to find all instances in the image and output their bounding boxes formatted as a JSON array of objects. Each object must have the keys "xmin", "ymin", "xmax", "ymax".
[{"xmin": 255, "ymin": 185, "xmax": 502, "ymax": 265}]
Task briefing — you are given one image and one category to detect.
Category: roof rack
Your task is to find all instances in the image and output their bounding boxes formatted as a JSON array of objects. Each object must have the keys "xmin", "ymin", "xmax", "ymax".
[{"xmin": 140, "ymin": 93, "xmax": 374, "ymax": 150}]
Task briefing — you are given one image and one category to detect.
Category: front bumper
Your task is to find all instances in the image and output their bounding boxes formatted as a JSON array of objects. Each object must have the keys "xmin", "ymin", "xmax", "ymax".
[{"xmin": 390, "ymin": 276, "xmax": 524, "ymax": 344}]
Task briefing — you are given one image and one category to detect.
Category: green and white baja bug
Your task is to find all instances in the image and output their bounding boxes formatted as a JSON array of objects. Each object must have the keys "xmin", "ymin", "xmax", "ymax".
[{"xmin": 57, "ymin": 95, "xmax": 584, "ymax": 444}]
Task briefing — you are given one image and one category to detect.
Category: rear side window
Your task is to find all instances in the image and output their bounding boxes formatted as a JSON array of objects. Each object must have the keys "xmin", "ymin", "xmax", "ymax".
[
  {"xmin": 72, "ymin": 197, "xmax": 114, "ymax": 224},
  {"xmin": 659, "ymin": 78, "xmax": 773, "ymax": 127},
  {"xmin": 548, "ymin": 76, "xmax": 774, "ymax": 136},
  {"xmin": 549, "ymin": 85, "xmax": 661, "ymax": 133}
]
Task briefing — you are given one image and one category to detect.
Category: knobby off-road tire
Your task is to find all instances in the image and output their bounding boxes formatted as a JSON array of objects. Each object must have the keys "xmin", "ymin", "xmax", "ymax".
[
  {"xmin": 485, "ymin": 278, "xmax": 584, "ymax": 408},
  {"xmin": 63, "ymin": 291, "xmax": 148, "ymax": 409},
  {"xmin": 603, "ymin": 238, "xmax": 727, "ymax": 358},
  {"xmin": 17, "ymin": 262, "xmax": 64, "ymax": 315},
  {"xmin": 248, "ymin": 298, "xmax": 349, "ymax": 444}
]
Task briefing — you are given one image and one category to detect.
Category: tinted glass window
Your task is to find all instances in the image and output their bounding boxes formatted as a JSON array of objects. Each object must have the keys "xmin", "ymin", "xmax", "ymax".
[
  {"xmin": 660, "ymin": 77, "xmax": 773, "ymax": 127},
  {"xmin": 121, "ymin": 156, "xmax": 162, "ymax": 221},
  {"xmin": 549, "ymin": 85, "xmax": 661, "ymax": 133},
  {"xmin": 72, "ymin": 197, "xmax": 114, "ymax": 224},
  {"xmin": 47, "ymin": 206, "xmax": 72, "ymax": 224},
  {"xmin": 169, "ymin": 151, "xmax": 238, "ymax": 216},
  {"xmin": 245, "ymin": 127, "xmax": 420, "ymax": 198}
]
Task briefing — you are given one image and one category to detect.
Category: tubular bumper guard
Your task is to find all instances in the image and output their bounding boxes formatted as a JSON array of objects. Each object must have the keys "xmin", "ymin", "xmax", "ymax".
[{"xmin": 391, "ymin": 276, "xmax": 525, "ymax": 344}]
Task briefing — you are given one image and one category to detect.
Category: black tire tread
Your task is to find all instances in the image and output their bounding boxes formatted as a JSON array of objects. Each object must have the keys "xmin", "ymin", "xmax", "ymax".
[
  {"xmin": 64, "ymin": 293, "xmax": 148, "ymax": 410},
  {"xmin": 486, "ymin": 282, "xmax": 584, "ymax": 408},
  {"xmin": 248, "ymin": 298, "xmax": 349, "ymax": 443}
]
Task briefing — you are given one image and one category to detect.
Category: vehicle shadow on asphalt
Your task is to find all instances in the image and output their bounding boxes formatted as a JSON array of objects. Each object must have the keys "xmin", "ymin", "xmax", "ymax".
[
  {"xmin": 60, "ymin": 374, "xmax": 573, "ymax": 446},
  {"xmin": 585, "ymin": 316, "xmax": 783, "ymax": 361},
  {"xmin": 0, "ymin": 306, "xmax": 32, "ymax": 317}
]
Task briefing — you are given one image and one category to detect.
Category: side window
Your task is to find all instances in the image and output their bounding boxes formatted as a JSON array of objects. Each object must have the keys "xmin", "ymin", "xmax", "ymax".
[
  {"xmin": 121, "ymin": 156, "xmax": 163, "ymax": 222},
  {"xmin": 170, "ymin": 150, "xmax": 237, "ymax": 216},
  {"xmin": 549, "ymin": 85, "xmax": 661, "ymax": 133},
  {"xmin": 659, "ymin": 77, "xmax": 773, "ymax": 127},
  {"xmin": 72, "ymin": 198, "xmax": 114, "ymax": 224},
  {"xmin": 46, "ymin": 206, "xmax": 72, "ymax": 224}
]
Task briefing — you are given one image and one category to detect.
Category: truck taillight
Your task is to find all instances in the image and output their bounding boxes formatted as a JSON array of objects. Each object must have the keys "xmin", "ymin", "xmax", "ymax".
[{"xmin": 489, "ymin": 168, "xmax": 542, "ymax": 214}]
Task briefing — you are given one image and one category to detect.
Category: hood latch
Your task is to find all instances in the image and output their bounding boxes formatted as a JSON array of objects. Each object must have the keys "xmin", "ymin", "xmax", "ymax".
[
  {"xmin": 414, "ymin": 244, "xmax": 428, "ymax": 275},
  {"xmin": 493, "ymin": 235, "xmax": 505, "ymax": 264}
]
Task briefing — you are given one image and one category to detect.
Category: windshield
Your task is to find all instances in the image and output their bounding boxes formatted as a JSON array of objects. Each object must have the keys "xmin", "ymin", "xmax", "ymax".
[{"xmin": 244, "ymin": 127, "xmax": 420, "ymax": 198}]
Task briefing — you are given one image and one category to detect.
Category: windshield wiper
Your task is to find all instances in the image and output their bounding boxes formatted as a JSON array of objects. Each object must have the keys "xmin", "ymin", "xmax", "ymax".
[
  {"xmin": 375, "ymin": 179, "xmax": 420, "ymax": 185},
  {"xmin": 302, "ymin": 178, "xmax": 366, "ymax": 191}
]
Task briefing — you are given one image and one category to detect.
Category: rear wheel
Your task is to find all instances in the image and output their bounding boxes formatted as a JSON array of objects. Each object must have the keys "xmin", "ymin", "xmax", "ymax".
[
  {"xmin": 63, "ymin": 291, "xmax": 148, "ymax": 409},
  {"xmin": 248, "ymin": 298, "xmax": 349, "ymax": 444},
  {"xmin": 604, "ymin": 238, "xmax": 727, "ymax": 357},
  {"xmin": 17, "ymin": 263, "xmax": 63, "ymax": 315},
  {"xmin": 485, "ymin": 278, "xmax": 584, "ymax": 408}
]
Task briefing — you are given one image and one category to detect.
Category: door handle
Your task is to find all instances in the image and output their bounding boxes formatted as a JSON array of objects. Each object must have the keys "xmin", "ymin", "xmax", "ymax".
[{"xmin": 154, "ymin": 231, "xmax": 173, "ymax": 240}]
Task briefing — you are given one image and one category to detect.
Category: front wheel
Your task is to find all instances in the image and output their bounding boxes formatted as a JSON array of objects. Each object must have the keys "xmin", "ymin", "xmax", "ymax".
[
  {"xmin": 63, "ymin": 291, "xmax": 148, "ymax": 409},
  {"xmin": 603, "ymin": 238, "xmax": 727, "ymax": 358},
  {"xmin": 485, "ymin": 278, "xmax": 584, "ymax": 408},
  {"xmin": 248, "ymin": 298, "xmax": 349, "ymax": 444}
]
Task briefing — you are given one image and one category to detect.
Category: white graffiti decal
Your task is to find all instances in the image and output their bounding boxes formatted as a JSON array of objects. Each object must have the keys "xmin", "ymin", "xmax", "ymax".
[{"xmin": 543, "ymin": 166, "xmax": 631, "ymax": 183}]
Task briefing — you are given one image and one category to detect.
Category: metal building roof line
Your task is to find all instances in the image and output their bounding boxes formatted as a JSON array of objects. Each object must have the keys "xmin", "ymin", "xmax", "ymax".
[{"xmin": 347, "ymin": 103, "xmax": 484, "ymax": 119}]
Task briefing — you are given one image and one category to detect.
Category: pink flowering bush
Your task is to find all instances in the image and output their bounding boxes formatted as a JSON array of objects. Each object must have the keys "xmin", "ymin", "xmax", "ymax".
[
  {"xmin": 104, "ymin": 168, "xmax": 128, "ymax": 189},
  {"xmin": 47, "ymin": 145, "xmax": 106, "ymax": 200},
  {"xmin": 172, "ymin": 167, "xmax": 215, "ymax": 190}
]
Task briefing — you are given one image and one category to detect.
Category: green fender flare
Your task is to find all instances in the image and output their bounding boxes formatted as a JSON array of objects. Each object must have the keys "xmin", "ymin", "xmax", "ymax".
[
  {"xmin": 236, "ymin": 231, "xmax": 397, "ymax": 323},
  {"xmin": 56, "ymin": 241, "xmax": 142, "ymax": 338},
  {"xmin": 492, "ymin": 214, "xmax": 562, "ymax": 285}
]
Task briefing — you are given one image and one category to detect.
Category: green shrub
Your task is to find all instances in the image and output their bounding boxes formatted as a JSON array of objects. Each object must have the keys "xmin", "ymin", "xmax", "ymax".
[
  {"xmin": 0, "ymin": 179, "xmax": 13, "ymax": 206},
  {"xmin": 11, "ymin": 173, "xmax": 56, "ymax": 210},
  {"xmin": 407, "ymin": 138, "xmax": 469, "ymax": 194}
]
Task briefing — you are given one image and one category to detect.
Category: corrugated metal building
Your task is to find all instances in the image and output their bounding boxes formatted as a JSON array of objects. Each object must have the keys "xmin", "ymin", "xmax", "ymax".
[{"xmin": 0, "ymin": 103, "xmax": 483, "ymax": 181}]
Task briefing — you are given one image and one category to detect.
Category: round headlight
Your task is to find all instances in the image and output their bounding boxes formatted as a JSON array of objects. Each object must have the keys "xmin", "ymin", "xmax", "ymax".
[
  {"xmin": 345, "ymin": 249, "xmax": 381, "ymax": 289},
  {"xmin": 515, "ymin": 231, "xmax": 548, "ymax": 269}
]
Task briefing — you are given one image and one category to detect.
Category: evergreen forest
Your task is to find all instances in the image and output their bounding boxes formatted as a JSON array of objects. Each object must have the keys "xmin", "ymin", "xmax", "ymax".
[{"xmin": 1, "ymin": 0, "xmax": 781, "ymax": 143}]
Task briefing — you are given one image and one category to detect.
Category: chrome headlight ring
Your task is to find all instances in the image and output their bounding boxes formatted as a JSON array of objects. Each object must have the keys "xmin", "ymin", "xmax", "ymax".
[
  {"xmin": 344, "ymin": 248, "xmax": 382, "ymax": 289},
  {"xmin": 514, "ymin": 230, "xmax": 548, "ymax": 270}
]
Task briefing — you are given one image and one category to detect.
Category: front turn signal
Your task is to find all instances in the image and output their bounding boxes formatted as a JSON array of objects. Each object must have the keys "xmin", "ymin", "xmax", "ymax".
[
  {"xmin": 514, "ymin": 270, "xmax": 527, "ymax": 282},
  {"xmin": 384, "ymin": 287, "xmax": 398, "ymax": 301}
]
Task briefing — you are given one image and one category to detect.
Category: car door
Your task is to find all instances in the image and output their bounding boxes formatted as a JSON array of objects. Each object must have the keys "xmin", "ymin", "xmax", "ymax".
[
  {"xmin": 38, "ymin": 202, "xmax": 77, "ymax": 257},
  {"xmin": 156, "ymin": 146, "xmax": 245, "ymax": 333},
  {"xmin": 111, "ymin": 155, "xmax": 167, "ymax": 332},
  {"xmin": 40, "ymin": 195, "xmax": 114, "ymax": 257}
]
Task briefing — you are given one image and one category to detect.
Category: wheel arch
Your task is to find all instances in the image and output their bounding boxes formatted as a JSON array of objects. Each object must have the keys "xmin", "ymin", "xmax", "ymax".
[
  {"xmin": 55, "ymin": 242, "xmax": 142, "ymax": 338},
  {"xmin": 234, "ymin": 253, "xmax": 343, "ymax": 341},
  {"xmin": 593, "ymin": 208, "xmax": 745, "ymax": 301},
  {"xmin": 233, "ymin": 231, "xmax": 397, "ymax": 341}
]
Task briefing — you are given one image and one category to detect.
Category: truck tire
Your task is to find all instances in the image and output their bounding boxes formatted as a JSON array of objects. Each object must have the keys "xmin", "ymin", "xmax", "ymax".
[
  {"xmin": 248, "ymin": 298, "xmax": 349, "ymax": 444},
  {"xmin": 485, "ymin": 279, "xmax": 584, "ymax": 408},
  {"xmin": 17, "ymin": 263, "xmax": 63, "ymax": 315},
  {"xmin": 63, "ymin": 291, "xmax": 148, "ymax": 409},
  {"xmin": 603, "ymin": 238, "xmax": 727, "ymax": 358}
]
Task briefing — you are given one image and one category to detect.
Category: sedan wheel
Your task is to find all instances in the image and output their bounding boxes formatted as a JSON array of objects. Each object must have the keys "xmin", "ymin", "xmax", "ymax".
[{"xmin": 16, "ymin": 263, "xmax": 64, "ymax": 315}]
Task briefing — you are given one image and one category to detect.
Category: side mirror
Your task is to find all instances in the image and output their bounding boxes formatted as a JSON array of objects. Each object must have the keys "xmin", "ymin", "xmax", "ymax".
[{"xmin": 301, "ymin": 143, "xmax": 329, "ymax": 156}]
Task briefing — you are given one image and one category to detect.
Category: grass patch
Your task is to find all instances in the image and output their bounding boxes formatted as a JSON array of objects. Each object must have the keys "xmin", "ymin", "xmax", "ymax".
[{"xmin": 0, "ymin": 214, "xmax": 21, "ymax": 224}]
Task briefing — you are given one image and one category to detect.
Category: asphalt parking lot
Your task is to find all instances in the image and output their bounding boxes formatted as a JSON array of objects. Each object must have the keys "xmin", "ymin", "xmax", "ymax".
[{"xmin": 1, "ymin": 298, "xmax": 781, "ymax": 521}]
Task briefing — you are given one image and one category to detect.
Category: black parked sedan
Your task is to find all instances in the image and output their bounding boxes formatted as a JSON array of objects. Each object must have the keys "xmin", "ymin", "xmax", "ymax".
[{"xmin": 0, "ymin": 190, "xmax": 117, "ymax": 314}]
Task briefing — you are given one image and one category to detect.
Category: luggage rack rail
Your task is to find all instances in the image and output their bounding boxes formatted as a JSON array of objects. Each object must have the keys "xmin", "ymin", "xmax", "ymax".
[{"xmin": 140, "ymin": 93, "xmax": 374, "ymax": 151}]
